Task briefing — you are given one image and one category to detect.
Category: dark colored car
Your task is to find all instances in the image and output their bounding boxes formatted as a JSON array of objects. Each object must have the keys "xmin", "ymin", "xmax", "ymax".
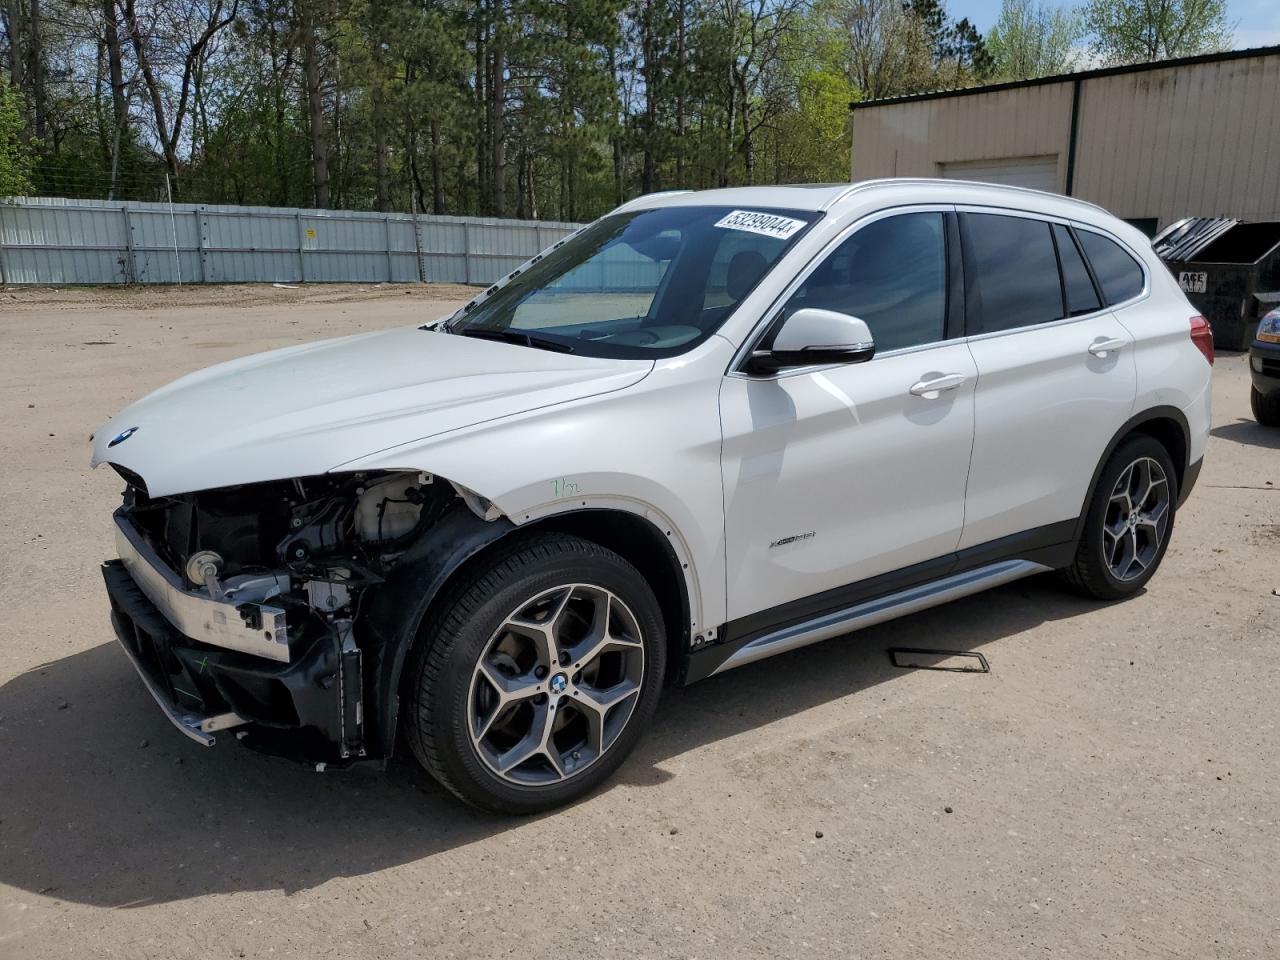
[{"xmin": 1251, "ymin": 307, "xmax": 1280, "ymax": 426}]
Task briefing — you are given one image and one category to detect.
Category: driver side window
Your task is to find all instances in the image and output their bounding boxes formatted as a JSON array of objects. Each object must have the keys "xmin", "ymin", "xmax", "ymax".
[{"xmin": 786, "ymin": 212, "xmax": 947, "ymax": 354}]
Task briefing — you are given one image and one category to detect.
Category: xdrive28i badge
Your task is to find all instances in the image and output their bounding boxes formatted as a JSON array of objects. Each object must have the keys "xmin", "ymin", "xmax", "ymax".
[
  {"xmin": 107, "ymin": 426, "xmax": 139, "ymax": 447},
  {"xmin": 769, "ymin": 531, "xmax": 815, "ymax": 549}
]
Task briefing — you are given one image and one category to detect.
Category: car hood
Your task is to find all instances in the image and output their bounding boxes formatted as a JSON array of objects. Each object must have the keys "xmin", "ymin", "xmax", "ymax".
[{"xmin": 91, "ymin": 327, "xmax": 653, "ymax": 496}]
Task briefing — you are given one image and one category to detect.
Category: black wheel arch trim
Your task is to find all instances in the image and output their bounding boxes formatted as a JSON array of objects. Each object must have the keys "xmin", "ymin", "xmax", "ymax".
[
  {"xmin": 359, "ymin": 505, "xmax": 691, "ymax": 760},
  {"xmin": 359, "ymin": 506, "xmax": 516, "ymax": 759},
  {"xmin": 1178, "ymin": 457, "xmax": 1202, "ymax": 508},
  {"xmin": 1070, "ymin": 405, "xmax": 1193, "ymax": 543}
]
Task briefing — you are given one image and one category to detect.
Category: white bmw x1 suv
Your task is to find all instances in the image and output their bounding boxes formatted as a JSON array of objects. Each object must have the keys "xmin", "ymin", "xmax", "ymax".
[{"xmin": 93, "ymin": 180, "xmax": 1213, "ymax": 812}]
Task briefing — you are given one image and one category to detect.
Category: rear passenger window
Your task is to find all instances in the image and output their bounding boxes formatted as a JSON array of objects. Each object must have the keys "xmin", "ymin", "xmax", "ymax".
[
  {"xmin": 1052, "ymin": 224, "xmax": 1102, "ymax": 316},
  {"xmin": 1077, "ymin": 230, "xmax": 1145, "ymax": 304},
  {"xmin": 787, "ymin": 212, "xmax": 946, "ymax": 353},
  {"xmin": 961, "ymin": 213, "xmax": 1064, "ymax": 334}
]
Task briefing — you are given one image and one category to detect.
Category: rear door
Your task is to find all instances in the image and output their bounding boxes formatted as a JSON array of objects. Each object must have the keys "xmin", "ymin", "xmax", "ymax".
[{"xmin": 959, "ymin": 211, "xmax": 1137, "ymax": 551}]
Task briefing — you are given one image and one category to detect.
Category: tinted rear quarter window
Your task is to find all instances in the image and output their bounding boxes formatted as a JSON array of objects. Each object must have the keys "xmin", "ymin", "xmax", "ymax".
[
  {"xmin": 1077, "ymin": 230, "xmax": 1145, "ymax": 304},
  {"xmin": 962, "ymin": 213, "xmax": 1063, "ymax": 334},
  {"xmin": 1052, "ymin": 224, "xmax": 1102, "ymax": 316}
]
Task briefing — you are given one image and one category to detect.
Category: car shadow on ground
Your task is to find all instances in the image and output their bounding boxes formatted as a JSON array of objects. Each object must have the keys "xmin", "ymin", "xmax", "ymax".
[
  {"xmin": 1210, "ymin": 418, "xmax": 1280, "ymax": 450},
  {"xmin": 0, "ymin": 575, "xmax": 1102, "ymax": 908}
]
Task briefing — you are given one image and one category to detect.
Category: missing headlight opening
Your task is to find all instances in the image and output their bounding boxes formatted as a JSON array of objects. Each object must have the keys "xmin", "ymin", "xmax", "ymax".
[{"xmin": 104, "ymin": 467, "xmax": 502, "ymax": 763}]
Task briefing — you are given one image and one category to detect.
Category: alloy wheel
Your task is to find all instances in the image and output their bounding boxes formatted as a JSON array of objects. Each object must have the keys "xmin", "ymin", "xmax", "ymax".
[
  {"xmin": 1103, "ymin": 456, "xmax": 1170, "ymax": 582},
  {"xmin": 467, "ymin": 584, "xmax": 646, "ymax": 785}
]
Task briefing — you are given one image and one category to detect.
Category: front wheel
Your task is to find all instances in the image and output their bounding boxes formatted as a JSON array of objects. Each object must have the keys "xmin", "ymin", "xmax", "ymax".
[
  {"xmin": 1062, "ymin": 435, "xmax": 1178, "ymax": 601},
  {"xmin": 404, "ymin": 534, "xmax": 666, "ymax": 813},
  {"xmin": 1252, "ymin": 386, "xmax": 1280, "ymax": 427}
]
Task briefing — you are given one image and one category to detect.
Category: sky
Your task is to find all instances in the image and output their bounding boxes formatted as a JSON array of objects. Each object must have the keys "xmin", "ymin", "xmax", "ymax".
[{"xmin": 954, "ymin": 0, "xmax": 1280, "ymax": 48}]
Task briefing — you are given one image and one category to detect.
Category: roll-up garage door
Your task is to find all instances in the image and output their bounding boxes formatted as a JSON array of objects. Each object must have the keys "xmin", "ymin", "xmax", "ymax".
[{"xmin": 940, "ymin": 155, "xmax": 1060, "ymax": 192}]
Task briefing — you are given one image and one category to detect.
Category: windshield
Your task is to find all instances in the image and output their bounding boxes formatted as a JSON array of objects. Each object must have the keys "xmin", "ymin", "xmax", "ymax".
[{"xmin": 446, "ymin": 205, "xmax": 820, "ymax": 359}]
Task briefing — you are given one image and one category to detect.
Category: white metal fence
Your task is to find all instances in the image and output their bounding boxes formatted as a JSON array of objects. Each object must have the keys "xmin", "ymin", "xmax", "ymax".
[{"xmin": 0, "ymin": 197, "xmax": 583, "ymax": 287}]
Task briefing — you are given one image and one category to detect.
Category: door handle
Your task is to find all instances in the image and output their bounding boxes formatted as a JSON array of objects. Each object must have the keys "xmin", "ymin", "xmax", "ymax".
[
  {"xmin": 908, "ymin": 373, "xmax": 967, "ymax": 398},
  {"xmin": 1088, "ymin": 337, "xmax": 1127, "ymax": 357}
]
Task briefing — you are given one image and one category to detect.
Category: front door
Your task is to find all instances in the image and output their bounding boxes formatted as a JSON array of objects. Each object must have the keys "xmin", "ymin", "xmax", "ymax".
[{"xmin": 719, "ymin": 210, "xmax": 977, "ymax": 625}]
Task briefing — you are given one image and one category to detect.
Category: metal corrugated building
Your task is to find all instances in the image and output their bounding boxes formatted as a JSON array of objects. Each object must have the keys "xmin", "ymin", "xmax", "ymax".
[{"xmin": 849, "ymin": 45, "xmax": 1280, "ymax": 234}]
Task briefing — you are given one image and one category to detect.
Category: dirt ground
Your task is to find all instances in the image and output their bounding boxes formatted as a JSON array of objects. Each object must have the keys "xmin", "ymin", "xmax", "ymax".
[{"xmin": 1, "ymin": 285, "xmax": 1277, "ymax": 959}]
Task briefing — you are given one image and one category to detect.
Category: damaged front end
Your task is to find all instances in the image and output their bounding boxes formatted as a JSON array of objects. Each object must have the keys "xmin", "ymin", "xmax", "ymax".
[{"xmin": 103, "ymin": 468, "xmax": 507, "ymax": 765}]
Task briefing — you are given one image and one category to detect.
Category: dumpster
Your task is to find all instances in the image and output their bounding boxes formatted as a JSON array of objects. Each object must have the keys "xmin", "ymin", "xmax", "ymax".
[{"xmin": 1154, "ymin": 217, "xmax": 1280, "ymax": 350}]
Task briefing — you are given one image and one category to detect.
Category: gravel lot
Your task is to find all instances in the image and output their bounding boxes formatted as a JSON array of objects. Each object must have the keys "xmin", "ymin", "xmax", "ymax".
[{"xmin": 1, "ymin": 285, "xmax": 1277, "ymax": 959}]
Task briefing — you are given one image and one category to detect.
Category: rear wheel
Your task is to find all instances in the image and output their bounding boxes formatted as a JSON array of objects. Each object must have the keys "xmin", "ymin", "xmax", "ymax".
[
  {"xmin": 404, "ymin": 534, "xmax": 665, "ymax": 813},
  {"xmin": 1063, "ymin": 435, "xmax": 1178, "ymax": 601},
  {"xmin": 1252, "ymin": 386, "xmax": 1280, "ymax": 427}
]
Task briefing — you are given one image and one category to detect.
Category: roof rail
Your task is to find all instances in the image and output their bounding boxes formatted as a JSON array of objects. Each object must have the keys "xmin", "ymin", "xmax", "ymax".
[
  {"xmin": 614, "ymin": 189, "xmax": 695, "ymax": 213},
  {"xmin": 827, "ymin": 177, "xmax": 1110, "ymax": 216}
]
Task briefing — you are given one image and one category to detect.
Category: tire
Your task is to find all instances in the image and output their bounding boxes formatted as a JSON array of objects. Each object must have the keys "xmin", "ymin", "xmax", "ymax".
[
  {"xmin": 403, "ymin": 533, "xmax": 666, "ymax": 813},
  {"xmin": 1062, "ymin": 435, "xmax": 1179, "ymax": 601},
  {"xmin": 1252, "ymin": 386, "xmax": 1280, "ymax": 427}
]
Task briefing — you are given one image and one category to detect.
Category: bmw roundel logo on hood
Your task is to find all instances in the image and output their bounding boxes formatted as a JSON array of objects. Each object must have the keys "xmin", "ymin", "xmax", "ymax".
[{"xmin": 108, "ymin": 426, "xmax": 139, "ymax": 448}]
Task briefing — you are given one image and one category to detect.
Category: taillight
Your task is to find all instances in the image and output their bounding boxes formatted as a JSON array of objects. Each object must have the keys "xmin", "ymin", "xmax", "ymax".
[{"xmin": 1189, "ymin": 315, "xmax": 1214, "ymax": 365}]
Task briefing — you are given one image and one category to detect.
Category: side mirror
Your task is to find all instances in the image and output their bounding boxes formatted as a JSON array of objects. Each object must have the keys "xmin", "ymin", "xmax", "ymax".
[{"xmin": 746, "ymin": 308, "xmax": 876, "ymax": 375}]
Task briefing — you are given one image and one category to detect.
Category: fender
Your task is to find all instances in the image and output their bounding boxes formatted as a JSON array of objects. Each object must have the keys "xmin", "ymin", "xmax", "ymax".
[
  {"xmin": 515, "ymin": 494, "xmax": 706, "ymax": 636},
  {"xmin": 1070, "ymin": 405, "xmax": 1193, "ymax": 545}
]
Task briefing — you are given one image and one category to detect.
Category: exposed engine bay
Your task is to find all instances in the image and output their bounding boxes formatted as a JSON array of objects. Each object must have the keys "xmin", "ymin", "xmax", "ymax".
[
  {"xmin": 105, "ymin": 468, "xmax": 509, "ymax": 764},
  {"xmin": 126, "ymin": 469, "xmax": 451, "ymax": 583}
]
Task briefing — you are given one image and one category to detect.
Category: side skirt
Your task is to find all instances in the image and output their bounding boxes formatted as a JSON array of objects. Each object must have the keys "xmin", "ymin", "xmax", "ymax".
[{"xmin": 684, "ymin": 521, "xmax": 1076, "ymax": 683}]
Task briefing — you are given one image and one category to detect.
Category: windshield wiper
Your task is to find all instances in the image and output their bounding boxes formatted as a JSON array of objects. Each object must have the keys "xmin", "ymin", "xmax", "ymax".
[{"xmin": 453, "ymin": 327, "xmax": 575, "ymax": 353}]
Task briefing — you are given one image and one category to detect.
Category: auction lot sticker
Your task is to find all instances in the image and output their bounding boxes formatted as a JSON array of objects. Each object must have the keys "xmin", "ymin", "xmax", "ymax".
[{"xmin": 714, "ymin": 210, "xmax": 807, "ymax": 240}]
